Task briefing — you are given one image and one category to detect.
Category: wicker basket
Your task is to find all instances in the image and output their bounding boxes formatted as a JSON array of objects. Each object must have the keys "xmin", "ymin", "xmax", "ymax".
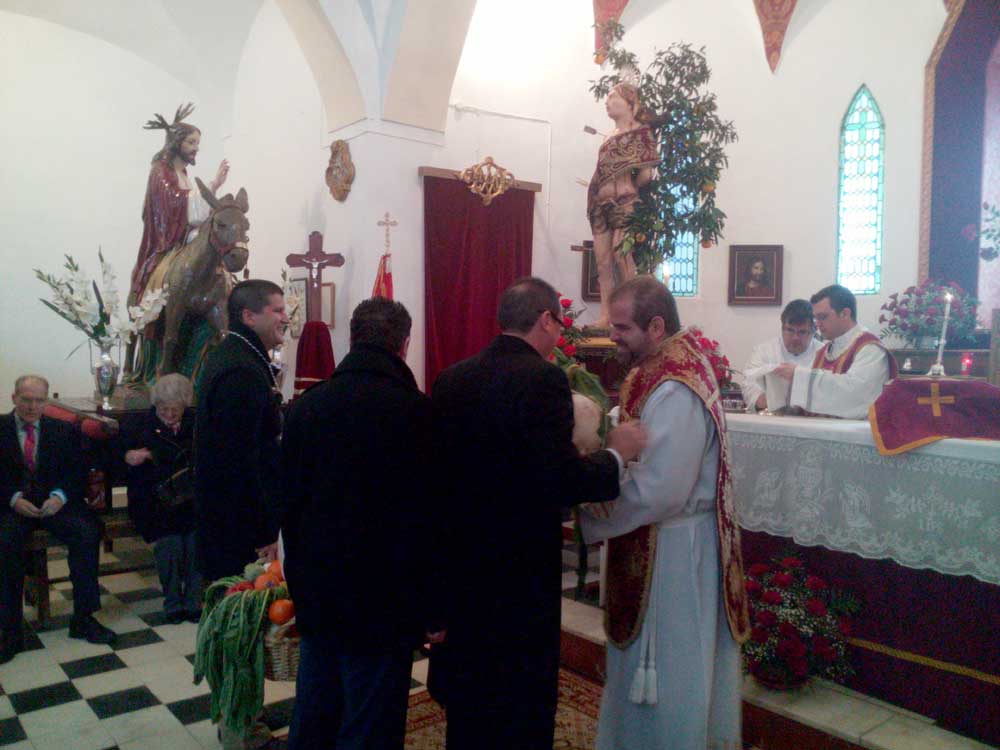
[{"xmin": 263, "ymin": 619, "xmax": 300, "ymax": 682}]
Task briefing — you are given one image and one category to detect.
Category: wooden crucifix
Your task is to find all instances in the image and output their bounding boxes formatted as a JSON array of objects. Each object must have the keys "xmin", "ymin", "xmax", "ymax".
[{"xmin": 285, "ymin": 231, "xmax": 345, "ymax": 321}]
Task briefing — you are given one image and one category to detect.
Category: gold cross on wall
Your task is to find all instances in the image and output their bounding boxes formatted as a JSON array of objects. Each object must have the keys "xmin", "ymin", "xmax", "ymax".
[
  {"xmin": 377, "ymin": 212, "xmax": 398, "ymax": 254},
  {"xmin": 917, "ymin": 382, "xmax": 956, "ymax": 417}
]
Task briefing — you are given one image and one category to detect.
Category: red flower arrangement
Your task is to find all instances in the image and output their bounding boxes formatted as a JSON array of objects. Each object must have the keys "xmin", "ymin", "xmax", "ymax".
[
  {"xmin": 552, "ymin": 293, "xmax": 586, "ymax": 361},
  {"xmin": 688, "ymin": 327, "xmax": 732, "ymax": 387},
  {"xmin": 744, "ymin": 556, "xmax": 858, "ymax": 689},
  {"xmin": 879, "ymin": 280, "xmax": 981, "ymax": 349}
]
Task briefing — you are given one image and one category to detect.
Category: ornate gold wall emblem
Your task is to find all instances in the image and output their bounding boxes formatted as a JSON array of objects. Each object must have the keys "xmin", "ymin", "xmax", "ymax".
[
  {"xmin": 457, "ymin": 156, "xmax": 515, "ymax": 206},
  {"xmin": 325, "ymin": 140, "xmax": 355, "ymax": 202}
]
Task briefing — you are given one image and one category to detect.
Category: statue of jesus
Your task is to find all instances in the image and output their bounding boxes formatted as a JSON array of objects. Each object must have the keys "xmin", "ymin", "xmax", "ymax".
[
  {"xmin": 130, "ymin": 104, "xmax": 229, "ymax": 305},
  {"xmin": 586, "ymin": 83, "xmax": 660, "ymax": 328}
]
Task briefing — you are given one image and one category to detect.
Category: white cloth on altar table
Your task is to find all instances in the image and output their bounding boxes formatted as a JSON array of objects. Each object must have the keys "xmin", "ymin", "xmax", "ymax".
[
  {"xmin": 728, "ymin": 413, "xmax": 1000, "ymax": 585},
  {"xmin": 742, "ymin": 335, "xmax": 821, "ymax": 411},
  {"xmin": 789, "ymin": 324, "xmax": 891, "ymax": 419},
  {"xmin": 579, "ymin": 381, "xmax": 741, "ymax": 750}
]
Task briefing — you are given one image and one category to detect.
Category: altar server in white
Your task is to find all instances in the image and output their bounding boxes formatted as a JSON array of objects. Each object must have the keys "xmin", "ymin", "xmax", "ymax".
[
  {"xmin": 772, "ymin": 285, "xmax": 897, "ymax": 419},
  {"xmin": 579, "ymin": 276, "xmax": 750, "ymax": 750},
  {"xmin": 742, "ymin": 299, "xmax": 821, "ymax": 411}
]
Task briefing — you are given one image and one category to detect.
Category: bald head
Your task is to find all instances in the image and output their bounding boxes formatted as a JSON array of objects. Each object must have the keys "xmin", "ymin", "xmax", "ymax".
[{"xmin": 12, "ymin": 375, "xmax": 49, "ymax": 424}]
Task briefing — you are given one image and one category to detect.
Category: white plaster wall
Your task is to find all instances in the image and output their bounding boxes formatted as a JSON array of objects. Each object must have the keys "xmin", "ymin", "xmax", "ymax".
[
  {"xmin": 0, "ymin": 0, "xmax": 948, "ymax": 400},
  {"xmin": 444, "ymin": 0, "xmax": 946, "ymax": 378},
  {"xmin": 0, "ymin": 10, "xmax": 211, "ymax": 397}
]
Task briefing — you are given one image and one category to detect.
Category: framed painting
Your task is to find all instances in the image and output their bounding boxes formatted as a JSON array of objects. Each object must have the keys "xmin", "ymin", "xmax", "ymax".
[
  {"xmin": 578, "ymin": 240, "xmax": 600, "ymax": 302},
  {"xmin": 287, "ymin": 278, "xmax": 307, "ymax": 338},
  {"xmin": 321, "ymin": 282, "xmax": 336, "ymax": 329},
  {"xmin": 728, "ymin": 245, "xmax": 783, "ymax": 306}
]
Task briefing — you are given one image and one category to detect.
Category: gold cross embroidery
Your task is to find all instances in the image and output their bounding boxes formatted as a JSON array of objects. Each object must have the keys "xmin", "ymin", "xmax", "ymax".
[{"xmin": 917, "ymin": 382, "xmax": 956, "ymax": 417}]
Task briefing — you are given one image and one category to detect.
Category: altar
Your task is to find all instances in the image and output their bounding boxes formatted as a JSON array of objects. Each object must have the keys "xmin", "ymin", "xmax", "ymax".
[{"xmin": 728, "ymin": 413, "xmax": 1000, "ymax": 745}]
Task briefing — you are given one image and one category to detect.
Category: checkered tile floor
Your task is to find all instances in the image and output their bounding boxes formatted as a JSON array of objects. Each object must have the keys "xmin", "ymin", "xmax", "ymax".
[{"xmin": 0, "ymin": 539, "xmax": 431, "ymax": 749}]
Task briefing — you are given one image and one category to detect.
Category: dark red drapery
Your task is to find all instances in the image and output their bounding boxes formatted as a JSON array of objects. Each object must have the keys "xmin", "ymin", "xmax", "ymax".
[{"xmin": 423, "ymin": 176, "xmax": 534, "ymax": 389}]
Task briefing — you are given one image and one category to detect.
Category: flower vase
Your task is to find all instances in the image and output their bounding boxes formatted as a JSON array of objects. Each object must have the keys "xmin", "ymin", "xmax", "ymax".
[
  {"xmin": 751, "ymin": 668, "xmax": 809, "ymax": 691},
  {"xmin": 91, "ymin": 342, "xmax": 120, "ymax": 410}
]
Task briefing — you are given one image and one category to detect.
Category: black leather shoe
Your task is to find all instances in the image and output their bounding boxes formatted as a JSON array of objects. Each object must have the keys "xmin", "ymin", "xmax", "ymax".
[
  {"xmin": 0, "ymin": 632, "xmax": 23, "ymax": 664},
  {"xmin": 186, "ymin": 609, "xmax": 203, "ymax": 624},
  {"xmin": 164, "ymin": 610, "xmax": 186, "ymax": 625},
  {"xmin": 69, "ymin": 615, "xmax": 117, "ymax": 645}
]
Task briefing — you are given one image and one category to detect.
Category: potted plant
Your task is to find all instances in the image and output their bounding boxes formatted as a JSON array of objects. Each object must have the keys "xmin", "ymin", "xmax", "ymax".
[{"xmin": 744, "ymin": 556, "xmax": 858, "ymax": 689}]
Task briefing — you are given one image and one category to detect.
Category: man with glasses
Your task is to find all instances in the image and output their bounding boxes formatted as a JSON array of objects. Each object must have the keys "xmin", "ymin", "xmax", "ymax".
[
  {"xmin": 742, "ymin": 299, "xmax": 820, "ymax": 412},
  {"xmin": 431, "ymin": 276, "xmax": 645, "ymax": 750},
  {"xmin": 772, "ymin": 284, "xmax": 897, "ymax": 418}
]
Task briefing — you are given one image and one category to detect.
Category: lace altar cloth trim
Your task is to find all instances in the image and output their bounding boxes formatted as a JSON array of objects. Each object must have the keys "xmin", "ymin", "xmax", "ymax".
[{"xmin": 729, "ymin": 418, "xmax": 1000, "ymax": 585}]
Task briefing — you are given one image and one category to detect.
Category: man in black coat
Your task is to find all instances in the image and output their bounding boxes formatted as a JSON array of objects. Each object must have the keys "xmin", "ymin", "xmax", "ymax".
[
  {"xmin": 195, "ymin": 280, "xmax": 288, "ymax": 750},
  {"xmin": 283, "ymin": 297, "xmax": 441, "ymax": 750},
  {"xmin": 431, "ymin": 277, "xmax": 646, "ymax": 750},
  {"xmin": 195, "ymin": 279, "xmax": 287, "ymax": 583},
  {"xmin": 0, "ymin": 375, "xmax": 116, "ymax": 664}
]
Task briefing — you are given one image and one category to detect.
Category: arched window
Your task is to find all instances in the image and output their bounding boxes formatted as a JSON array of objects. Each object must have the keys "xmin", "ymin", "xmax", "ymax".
[{"xmin": 837, "ymin": 85, "xmax": 885, "ymax": 294}]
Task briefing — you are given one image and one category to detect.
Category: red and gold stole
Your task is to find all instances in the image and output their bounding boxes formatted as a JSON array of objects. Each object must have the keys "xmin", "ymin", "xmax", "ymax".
[
  {"xmin": 604, "ymin": 329, "xmax": 750, "ymax": 648},
  {"xmin": 812, "ymin": 331, "xmax": 899, "ymax": 378}
]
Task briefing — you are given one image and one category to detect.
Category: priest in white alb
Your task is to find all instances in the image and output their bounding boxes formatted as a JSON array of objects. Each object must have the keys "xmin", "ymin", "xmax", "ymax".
[
  {"xmin": 741, "ymin": 299, "xmax": 821, "ymax": 412},
  {"xmin": 772, "ymin": 285, "xmax": 897, "ymax": 419},
  {"xmin": 578, "ymin": 277, "xmax": 749, "ymax": 750}
]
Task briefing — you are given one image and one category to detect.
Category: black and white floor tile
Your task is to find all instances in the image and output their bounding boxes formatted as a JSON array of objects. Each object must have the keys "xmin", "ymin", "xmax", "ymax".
[{"xmin": 1, "ymin": 539, "xmax": 430, "ymax": 749}]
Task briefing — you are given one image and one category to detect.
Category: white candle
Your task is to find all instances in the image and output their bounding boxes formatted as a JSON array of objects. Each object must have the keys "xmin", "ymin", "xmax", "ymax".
[{"xmin": 935, "ymin": 292, "xmax": 952, "ymax": 367}]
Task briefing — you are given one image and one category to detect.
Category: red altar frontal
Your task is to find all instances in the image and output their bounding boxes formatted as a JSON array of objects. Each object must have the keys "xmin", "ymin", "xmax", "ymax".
[{"xmin": 729, "ymin": 414, "xmax": 1000, "ymax": 746}]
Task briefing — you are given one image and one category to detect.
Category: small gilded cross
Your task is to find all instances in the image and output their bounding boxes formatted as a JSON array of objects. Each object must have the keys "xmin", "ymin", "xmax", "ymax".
[
  {"xmin": 917, "ymin": 382, "xmax": 956, "ymax": 417},
  {"xmin": 377, "ymin": 212, "xmax": 398, "ymax": 254}
]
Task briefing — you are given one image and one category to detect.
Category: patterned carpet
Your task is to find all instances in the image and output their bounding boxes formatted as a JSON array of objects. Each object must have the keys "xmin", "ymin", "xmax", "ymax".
[{"xmin": 404, "ymin": 669, "xmax": 601, "ymax": 749}]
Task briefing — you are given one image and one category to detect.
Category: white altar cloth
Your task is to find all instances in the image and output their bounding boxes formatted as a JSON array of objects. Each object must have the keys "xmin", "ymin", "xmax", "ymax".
[{"xmin": 727, "ymin": 413, "xmax": 1000, "ymax": 585}]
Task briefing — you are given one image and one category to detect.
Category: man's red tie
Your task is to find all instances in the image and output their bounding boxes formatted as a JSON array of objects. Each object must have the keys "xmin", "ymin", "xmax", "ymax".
[{"xmin": 24, "ymin": 423, "xmax": 36, "ymax": 473}]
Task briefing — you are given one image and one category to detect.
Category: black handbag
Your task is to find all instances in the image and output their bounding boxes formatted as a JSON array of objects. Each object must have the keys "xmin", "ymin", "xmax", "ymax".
[{"xmin": 153, "ymin": 450, "xmax": 195, "ymax": 509}]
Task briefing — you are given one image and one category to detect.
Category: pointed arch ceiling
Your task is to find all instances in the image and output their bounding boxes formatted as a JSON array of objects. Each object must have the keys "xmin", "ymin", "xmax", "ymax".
[
  {"xmin": 275, "ymin": 0, "xmax": 365, "ymax": 131},
  {"xmin": 381, "ymin": 0, "xmax": 477, "ymax": 132}
]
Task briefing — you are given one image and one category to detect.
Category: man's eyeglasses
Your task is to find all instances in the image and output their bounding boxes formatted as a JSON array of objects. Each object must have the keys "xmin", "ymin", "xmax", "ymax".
[{"xmin": 782, "ymin": 325, "xmax": 814, "ymax": 337}]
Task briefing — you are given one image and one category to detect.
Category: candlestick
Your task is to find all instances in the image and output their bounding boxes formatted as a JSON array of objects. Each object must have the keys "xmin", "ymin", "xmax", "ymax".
[{"xmin": 927, "ymin": 292, "xmax": 952, "ymax": 376}]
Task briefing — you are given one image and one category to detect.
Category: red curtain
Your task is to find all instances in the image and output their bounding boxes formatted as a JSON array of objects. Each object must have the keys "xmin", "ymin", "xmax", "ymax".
[{"xmin": 423, "ymin": 176, "xmax": 534, "ymax": 389}]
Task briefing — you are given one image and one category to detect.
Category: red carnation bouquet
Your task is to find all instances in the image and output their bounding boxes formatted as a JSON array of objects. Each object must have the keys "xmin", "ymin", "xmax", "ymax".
[
  {"xmin": 744, "ymin": 556, "xmax": 859, "ymax": 689},
  {"xmin": 879, "ymin": 280, "xmax": 980, "ymax": 348},
  {"xmin": 688, "ymin": 327, "xmax": 732, "ymax": 388}
]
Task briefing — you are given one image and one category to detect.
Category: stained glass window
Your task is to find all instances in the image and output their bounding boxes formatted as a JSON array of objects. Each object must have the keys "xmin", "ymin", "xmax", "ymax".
[
  {"xmin": 658, "ymin": 232, "xmax": 697, "ymax": 296},
  {"xmin": 837, "ymin": 85, "xmax": 885, "ymax": 294}
]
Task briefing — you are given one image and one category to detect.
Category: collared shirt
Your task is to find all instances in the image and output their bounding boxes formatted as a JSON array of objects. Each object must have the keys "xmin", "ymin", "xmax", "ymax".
[
  {"xmin": 9, "ymin": 415, "xmax": 67, "ymax": 509},
  {"xmin": 741, "ymin": 335, "xmax": 821, "ymax": 410},
  {"xmin": 788, "ymin": 325, "xmax": 891, "ymax": 419}
]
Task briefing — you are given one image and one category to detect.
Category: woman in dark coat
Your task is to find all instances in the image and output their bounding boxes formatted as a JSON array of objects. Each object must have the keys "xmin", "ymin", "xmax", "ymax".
[{"xmin": 123, "ymin": 374, "xmax": 201, "ymax": 623}]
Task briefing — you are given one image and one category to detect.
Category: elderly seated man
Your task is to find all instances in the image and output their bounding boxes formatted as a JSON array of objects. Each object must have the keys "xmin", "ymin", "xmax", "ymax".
[
  {"xmin": 0, "ymin": 375, "xmax": 116, "ymax": 663},
  {"xmin": 742, "ymin": 299, "xmax": 821, "ymax": 412}
]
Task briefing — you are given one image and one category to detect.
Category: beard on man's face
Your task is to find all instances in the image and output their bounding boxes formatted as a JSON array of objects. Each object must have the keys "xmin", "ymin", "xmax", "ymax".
[{"xmin": 615, "ymin": 345, "xmax": 638, "ymax": 369}]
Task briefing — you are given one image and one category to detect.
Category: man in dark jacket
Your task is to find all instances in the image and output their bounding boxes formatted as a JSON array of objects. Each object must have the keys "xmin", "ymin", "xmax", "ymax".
[
  {"xmin": 195, "ymin": 279, "xmax": 288, "ymax": 750},
  {"xmin": 195, "ymin": 279, "xmax": 287, "ymax": 583},
  {"xmin": 430, "ymin": 277, "xmax": 646, "ymax": 750},
  {"xmin": 283, "ymin": 297, "xmax": 440, "ymax": 750},
  {"xmin": 0, "ymin": 375, "xmax": 116, "ymax": 664}
]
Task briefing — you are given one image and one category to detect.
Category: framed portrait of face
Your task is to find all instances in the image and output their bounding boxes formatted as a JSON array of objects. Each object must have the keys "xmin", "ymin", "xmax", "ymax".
[{"xmin": 728, "ymin": 245, "xmax": 783, "ymax": 306}]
